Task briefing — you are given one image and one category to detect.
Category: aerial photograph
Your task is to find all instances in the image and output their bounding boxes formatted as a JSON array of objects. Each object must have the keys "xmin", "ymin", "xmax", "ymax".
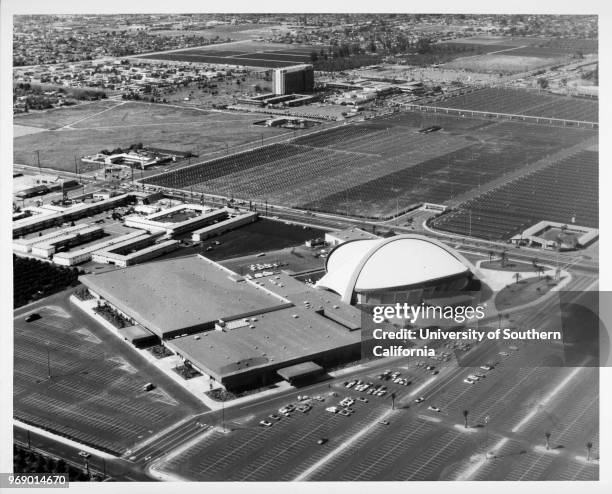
[{"xmin": 6, "ymin": 7, "xmax": 602, "ymax": 489}]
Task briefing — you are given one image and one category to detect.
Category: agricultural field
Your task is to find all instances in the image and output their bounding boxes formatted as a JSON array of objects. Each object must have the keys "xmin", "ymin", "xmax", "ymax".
[
  {"xmin": 138, "ymin": 41, "xmax": 315, "ymax": 68},
  {"xmin": 432, "ymin": 87, "xmax": 599, "ymax": 122},
  {"xmin": 143, "ymin": 109, "xmax": 596, "ymax": 219},
  {"xmin": 13, "ymin": 101, "xmax": 291, "ymax": 172},
  {"xmin": 431, "ymin": 150, "xmax": 598, "ymax": 241}
]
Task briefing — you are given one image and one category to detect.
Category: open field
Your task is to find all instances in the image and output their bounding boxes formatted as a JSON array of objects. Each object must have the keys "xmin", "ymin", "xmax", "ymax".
[
  {"xmin": 444, "ymin": 54, "xmax": 563, "ymax": 74},
  {"xmin": 432, "ymin": 87, "xmax": 599, "ymax": 122},
  {"xmin": 13, "ymin": 101, "xmax": 290, "ymax": 172},
  {"xmin": 446, "ymin": 37, "xmax": 597, "ymax": 55},
  {"xmin": 14, "ymin": 291, "xmax": 204, "ymax": 455},
  {"xmin": 431, "ymin": 150, "xmax": 598, "ymax": 241},
  {"xmin": 150, "ymin": 24, "xmax": 282, "ymax": 41},
  {"xmin": 13, "ymin": 100, "xmax": 119, "ymax": 130},
  {"xmin": 143, "ymin": 109, "xmax": 596, "ymax": 219},
  {"xmin": 138, "ymin": 41, "xmax": 315, "ymax": 68}
]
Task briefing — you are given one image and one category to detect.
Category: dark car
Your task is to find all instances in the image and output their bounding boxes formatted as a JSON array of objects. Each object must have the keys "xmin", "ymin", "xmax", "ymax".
[{"xmin": 25, "ymin": 313, "xmax": 41, "ymax": 322}]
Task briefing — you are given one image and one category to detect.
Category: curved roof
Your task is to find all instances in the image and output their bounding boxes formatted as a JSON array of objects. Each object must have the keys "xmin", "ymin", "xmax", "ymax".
[{"xmin": 316, "ymin": 234, "xmax": 473, "ymax": 303}]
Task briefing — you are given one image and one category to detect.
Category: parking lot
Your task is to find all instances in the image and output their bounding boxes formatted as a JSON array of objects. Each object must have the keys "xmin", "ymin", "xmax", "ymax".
[
  {"xmin": 14, "ymin": 292, "xmax": 205, "ymax": 455},
  {"xmin": 154, "ymin": 278, "xmax": 599, "ymax": 481}
]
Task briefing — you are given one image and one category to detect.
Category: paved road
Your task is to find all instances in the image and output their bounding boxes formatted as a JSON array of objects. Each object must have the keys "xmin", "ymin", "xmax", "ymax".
[{"xmin": 13, "ymin": 427, "xmax": 152, "ymax": 481}]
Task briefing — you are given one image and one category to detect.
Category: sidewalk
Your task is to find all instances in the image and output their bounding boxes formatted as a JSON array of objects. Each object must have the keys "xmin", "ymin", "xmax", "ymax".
[{"xmin": 14, "ymin": 419, "xmax": 118, "ymax": 460}]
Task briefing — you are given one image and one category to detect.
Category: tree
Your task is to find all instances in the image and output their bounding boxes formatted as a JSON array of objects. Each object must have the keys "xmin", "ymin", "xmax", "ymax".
[
  {"xmin": 463, "ymin": 409, "xmax": 469, "ymax": 428},
  {"xmin": 500, "ymin": 250, "xmax": 508, "ymax": 268},
  {"xmin": 391, "ymin": 392, "xmax": 396, "ymax": 410},
  {"xmin": 537, "ymin": 77, "xmax": 549, "ymax": 89},
  {"xmin": 514, "ymin": 272, "xmax": 521, "ymax": 285},
  {"xmin": 544, "ymin": 431, "xmax": 551, "ymax": 450},
  {"xmin": 586, "ymin": 441, "xmax": 593, "ymax": 461}
]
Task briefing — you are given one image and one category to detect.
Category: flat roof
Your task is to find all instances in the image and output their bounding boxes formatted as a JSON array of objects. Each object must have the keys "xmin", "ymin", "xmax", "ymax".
[
  {"xmin": 166, "ymin": 303, "xmax": 361, "ymax": 380},
  {"xmin": 80, "ymin": 255, "xmax": 291, "ymax": 338},
  {"xmin": 277, "ymin": 361, "xmax": 323, "ymax": 380}
]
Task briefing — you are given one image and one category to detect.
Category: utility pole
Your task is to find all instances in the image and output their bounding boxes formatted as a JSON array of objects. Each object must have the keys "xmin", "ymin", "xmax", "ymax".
[
  {"xmin": 36, "ymin": 150, "xmax": 41, "ymax": 172},
  {"xmin": 47, "ymin": 345, "xmax": 51, "ymax": 380},
  {"xmin": 221, "ymin": 392, "xmax": 226, "ymax": 433}
]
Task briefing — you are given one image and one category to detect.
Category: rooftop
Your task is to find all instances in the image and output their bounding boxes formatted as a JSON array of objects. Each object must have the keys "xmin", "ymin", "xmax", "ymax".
[
  {"xmin": 80, "ymin": 255, "xmax": 291, "ymax": 338},
  {"xmin": 166, "ymin": 302, "xmax": 361, "ymax": 380}
]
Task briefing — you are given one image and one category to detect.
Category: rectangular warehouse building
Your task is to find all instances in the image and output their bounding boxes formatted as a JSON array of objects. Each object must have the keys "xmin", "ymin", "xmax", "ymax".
[
  {"xmin": 273, "ymin": 64, "xmax": 314, "ymax": 95},
  {"xmin": 79, "ymin": 255, "xmax": 363, "ymax": 390}
]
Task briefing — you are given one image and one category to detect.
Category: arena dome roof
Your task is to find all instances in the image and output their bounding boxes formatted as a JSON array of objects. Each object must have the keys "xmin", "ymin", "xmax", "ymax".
[{"xmin": 316, "ymin": 234, "xmax": 473, "ymax": 303}]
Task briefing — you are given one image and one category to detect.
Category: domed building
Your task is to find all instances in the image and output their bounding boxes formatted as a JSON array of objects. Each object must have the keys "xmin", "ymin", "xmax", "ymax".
[{"xmin": 315, "ymin": 234, "xmax": 477, "ymax": 305}]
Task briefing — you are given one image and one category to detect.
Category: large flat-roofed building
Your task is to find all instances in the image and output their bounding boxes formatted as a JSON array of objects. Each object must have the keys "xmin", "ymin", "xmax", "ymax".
[
  {"xmin": 316, "ymin": 234, "xmax": 476, "ymax": 305},
  {"xmin": 13, "ymin": 223, "xmax": 91, "ymax": 254},
  {"xmin": 273, "ymin": 64, "xmax": 314, "ymax": 95},
  {"xmin": 92, "ymin": 238, "xmax": 179, "ymax": 267},
  {"xmin": 80, "ymin": 254, "xmax": 364, "ymax": 390},
  {"xmin": 79, "ymin": 255, "xmax": 292, "ymax": 340},
  {"xmin": 123, "ymin": 205, "xmax": 226, "ymax": 237},
  {"xmin": 167, "ymin": 302, "xmax": 361, "ymax": 390},
  {"xmin": 53, "ymin": 230, "xmax": 148, "ymax": 266},
  {"xmin": 12, "ymin": 194, "xmax": 132, "ymax": 238},
  {"xmin": 30, "ymin": 225, "xmax": 104, "ymax": 259}
]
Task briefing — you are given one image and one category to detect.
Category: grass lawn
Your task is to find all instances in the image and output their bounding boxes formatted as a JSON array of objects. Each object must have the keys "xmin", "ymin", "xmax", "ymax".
[
  {"xmin": 495, "ymin": 276, "xmax": 558, "ymax": 311},
  {"xmin": 480, "ymin": 259, "xmax": 543, "ymax": 273}
]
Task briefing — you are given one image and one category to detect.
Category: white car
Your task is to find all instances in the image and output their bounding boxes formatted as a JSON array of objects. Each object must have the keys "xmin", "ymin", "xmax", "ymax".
[
  {"xmin": 428, "ymin": 405, "xmax": 441, "ymax": 412},
  {"xmin": 480, "ymin": 365, "xmax": 494, "ymax": 371},
  {"xmin": 326, "ymin": 406, "xmax": 339, "ymax": 414},
  {"xmin": 467, "ymin": 374, "xmax": 480, "ymax": 381},
  {"xmin": 414, "ymin": 397, "xmax": 425, "ymax": 404},
  {"xmin": 259, "ymin": 420, "xmax": 273, "ymax": 427},
  {"xmin": 463, "ymin": 378, "xmax": 475, "ymax": 385}
]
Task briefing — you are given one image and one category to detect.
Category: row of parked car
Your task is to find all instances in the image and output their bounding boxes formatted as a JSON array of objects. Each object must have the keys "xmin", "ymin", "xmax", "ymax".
[
  {"xmin": 259, "ymin": 395, "xmax": 325, "ymax": 427},
  {"xmin": 344, "ymin": 379, "xmax": 388, "ymax": 397}
]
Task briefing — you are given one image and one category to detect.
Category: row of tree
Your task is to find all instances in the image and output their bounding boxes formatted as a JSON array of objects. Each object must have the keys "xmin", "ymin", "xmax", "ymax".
[{"xmin": 13, "ymin": 256, "xmax": 80, "ymax": 308}]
